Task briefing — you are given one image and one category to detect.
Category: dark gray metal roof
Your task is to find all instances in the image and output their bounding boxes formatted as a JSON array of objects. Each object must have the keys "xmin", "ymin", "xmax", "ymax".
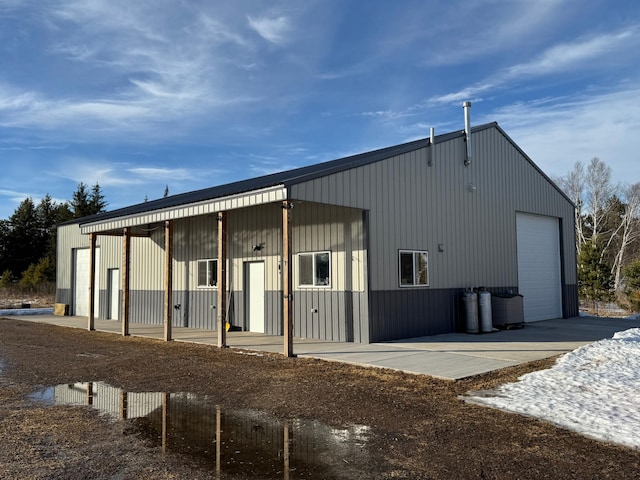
[{"xmin": 68, "ymin": 122, "xmax": 500, "ymax": 226}]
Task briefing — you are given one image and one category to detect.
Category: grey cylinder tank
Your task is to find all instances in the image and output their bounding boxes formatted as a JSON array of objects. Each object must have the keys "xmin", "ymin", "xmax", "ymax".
[
  {"xmin": 478, "ymin": 291, "xmax": 493, "ymax": 333},
  {"xmin": 463, "ymin": 291, "xmax": 479, "ymax": 334}
]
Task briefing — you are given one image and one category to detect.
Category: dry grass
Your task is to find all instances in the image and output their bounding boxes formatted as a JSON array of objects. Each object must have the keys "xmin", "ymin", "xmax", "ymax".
[{"xmin": 0, "ymin": 288, "xmax": 55, "ymax": 309}]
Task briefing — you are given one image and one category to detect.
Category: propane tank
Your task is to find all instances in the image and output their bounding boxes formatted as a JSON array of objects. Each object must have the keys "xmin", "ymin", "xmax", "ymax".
[
  {"xmin": 478, "ymin": 290, "xmax": 493, "ymax": 333},
  {"xmin": 463, "ymin": 289, "xmax": 479, "ymax": 334}
]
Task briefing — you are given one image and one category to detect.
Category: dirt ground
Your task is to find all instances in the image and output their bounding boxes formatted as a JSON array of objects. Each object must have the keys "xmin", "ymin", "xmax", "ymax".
[{"xmin": 0, "ymin": 318, "xmax": 638, "ymax": 479}]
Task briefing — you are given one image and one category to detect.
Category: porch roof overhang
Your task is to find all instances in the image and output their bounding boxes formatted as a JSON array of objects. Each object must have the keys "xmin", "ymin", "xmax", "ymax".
[{"xmin": 79, "ymin": 184, "xmax": 287, "ymax": 235}]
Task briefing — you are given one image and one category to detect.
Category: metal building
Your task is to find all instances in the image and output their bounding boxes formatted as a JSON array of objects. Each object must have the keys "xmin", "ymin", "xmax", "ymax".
[{"xmin": 56, "ymin": 119, "xmax": 578, "ymax": 346}]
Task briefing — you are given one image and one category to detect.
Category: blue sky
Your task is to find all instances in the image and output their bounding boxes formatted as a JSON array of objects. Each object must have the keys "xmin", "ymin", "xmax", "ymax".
[{"xmin": 1, "ymin": 0, "xmax": 640, "ymax": 219}]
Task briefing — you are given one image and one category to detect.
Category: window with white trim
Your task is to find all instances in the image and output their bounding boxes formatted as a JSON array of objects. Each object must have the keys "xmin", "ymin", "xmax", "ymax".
[
  {"xmin": 298, "ymin": 251, "xmax": 331, "ymax": 287},
  {"xmin": 399, "ymin": 250, "xmax": 429, "ymax": 287},
  {"xmin": 197, "ymin": 259, "xmax": 218, "ymax": 287}
]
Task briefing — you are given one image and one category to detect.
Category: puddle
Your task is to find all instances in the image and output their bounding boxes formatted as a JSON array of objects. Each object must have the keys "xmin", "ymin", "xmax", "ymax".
[{"xmin": 29, "ymin": 382, "xmax": 382, "ymax": 478}]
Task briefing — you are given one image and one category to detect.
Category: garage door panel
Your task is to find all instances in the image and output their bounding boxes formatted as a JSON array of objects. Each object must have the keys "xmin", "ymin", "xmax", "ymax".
[{"xmin": 516, "ymin": 213, "xmax": 562, "ymax": 322}]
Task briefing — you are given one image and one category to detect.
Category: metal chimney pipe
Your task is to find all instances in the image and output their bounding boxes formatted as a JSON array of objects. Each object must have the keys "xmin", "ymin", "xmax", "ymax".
[
  {"xmin": 463, "ymin": 101, "xmax": 472, "ymax": 165},
  {"xmin": 428, "ymin": 127, "xmax": 435, "ymax": 166}
]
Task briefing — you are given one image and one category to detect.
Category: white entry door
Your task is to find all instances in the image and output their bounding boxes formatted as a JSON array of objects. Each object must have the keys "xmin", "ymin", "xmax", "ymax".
[
  {"xmin": 245, "ymin": 262, "xmax": 265, "ymax": 333},
  {"xmin": 108, "ymin": 269, "xmax": 120, "ymax": 320},
  {"xmin": 516, "ymin": 213, "xmax": 562, "ymax": 322},
  {"xmin": 74, "ymin": 248, "xmax": 100, "ymax": 317}
]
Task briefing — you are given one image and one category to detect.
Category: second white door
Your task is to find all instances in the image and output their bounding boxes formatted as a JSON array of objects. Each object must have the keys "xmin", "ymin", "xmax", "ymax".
[{"xmin": 245, "ymin": 262, "xmax": 265, "ymax": 333}]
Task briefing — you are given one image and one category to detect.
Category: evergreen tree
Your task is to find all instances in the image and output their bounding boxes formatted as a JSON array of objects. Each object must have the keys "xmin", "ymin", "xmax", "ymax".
[
  {"xmin": 70, "ymin": 182, "xmax": 91, "ymax": 218},
  {"xmin": 70, "ymin": 182, "xmax": 107, "ymax": 218},
  {"xmin": 89, "ymin": 182, "xmax": 107, "ymax": 214},
  {"xmin": 0, "ymin": 184, "xmax": 107, "ymax": 292},
  {"xmin": 4, "ymin": 198, "xmax": 42, "ymax": 278},
  {"xmin": 578, "ymin": 238, "xmax": 614, "ymax": 310},
  {"xmin": 163, "ymin": 184, "xmax": 169, "ymax": 198},
  {"xmin": 0, "ymin": 219, "xmax": 9, "ymax": 275},
  {"xmin": 0, "ymin": 269, "xmax": 13, "ymax": 288},
  {"xmin": 623, "ymin": 259, "xmax": 640, "ymax": 312}
]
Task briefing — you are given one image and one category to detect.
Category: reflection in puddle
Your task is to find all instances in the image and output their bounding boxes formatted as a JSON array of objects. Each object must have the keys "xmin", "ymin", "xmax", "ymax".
[{"xmin": 30, "ymin": 382, "xmax": 380, "ymax": 478}]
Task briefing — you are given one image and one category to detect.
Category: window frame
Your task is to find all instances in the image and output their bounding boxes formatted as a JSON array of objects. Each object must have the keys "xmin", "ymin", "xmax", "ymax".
[
  {"xmin": 297, "ymin": 251, "xmax": 332, "ymax": 288},
  {"xmin": 197, "ymin": 258, "xmax": 218, "ymax": 288},
  {"xmin": 398, "ymin": 250, "xmax": 429, "ymax": 287}
]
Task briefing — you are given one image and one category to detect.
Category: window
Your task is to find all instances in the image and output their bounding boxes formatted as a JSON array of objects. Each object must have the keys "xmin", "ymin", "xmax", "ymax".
[
  {"xmin": 298, "ymin": 251, "xmax": 331, "ymax": 287},
  {"xmin": 197, "ymin": 259, "xmax": 218, "ymax": 287},
  {"xmin": 399, "ymin": 250, "xmax": 429, "ymax": 287}
]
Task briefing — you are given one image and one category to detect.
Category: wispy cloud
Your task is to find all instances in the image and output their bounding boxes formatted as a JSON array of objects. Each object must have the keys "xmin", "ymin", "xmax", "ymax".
[
  {"xmin": 127, "ymin": 167, "xmax": 193, "ymax": 181},
  {"xmin": 494, "ymin": 85, "xmax": 640, "ymax": 181},
  {"xmin": 424, "ymin": 0, "xmax": 567, "ymax": 66},
  {"xmin": 429, "ymin": 26, "xmax": 640, "ymax": 105},
  {"xmin": 0, "ymin": 188, "xmax": 66, "ymax": 209},
  {"xmin": 506, "ymin": 27, "xmax": 640, "ymax": 77},
  {"xmin": 0, "ymin": 1, "xmax": 268, "ymax": 141},
  {"xmin": 247, "ymin": 15, "xmax": 291, "ymax": 45}
]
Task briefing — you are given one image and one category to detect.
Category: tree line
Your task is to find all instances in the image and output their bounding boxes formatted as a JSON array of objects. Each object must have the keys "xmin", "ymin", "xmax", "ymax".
[
  {"xmin": 555, "ymin": 157, "xmax": 640, "ymax": 312},
  {"xmin": 0, "ymin": 183, "xmax": 107, "ymax": 293}
]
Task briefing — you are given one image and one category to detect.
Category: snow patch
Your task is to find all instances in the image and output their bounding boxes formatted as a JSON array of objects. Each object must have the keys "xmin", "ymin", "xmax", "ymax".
[{"xmin": 466, "ymin": 327, "xmax": 640, "ymax": 449}]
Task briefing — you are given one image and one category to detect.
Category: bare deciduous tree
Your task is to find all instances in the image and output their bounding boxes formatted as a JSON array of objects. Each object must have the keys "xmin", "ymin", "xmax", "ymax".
[
  {"xmin": 584, "ymin": 157, "xmax": 617, "ymax": 244},
  {"xmin": 612, "ymin": 182, "xmax": 640, "ymax": 292},
  {"xmin": 556, "ymin": 161, "xmax": 586, "ymax": 254}
]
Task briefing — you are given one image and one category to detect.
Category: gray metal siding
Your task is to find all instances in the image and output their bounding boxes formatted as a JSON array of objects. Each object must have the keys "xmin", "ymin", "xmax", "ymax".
[
  {"xmin": 228, "ymin": 291, "xmax": 281, "ymax": 335},
  {"xmin": 56, "ymin": 288, "xmax": 72, "ymax": 305},
  {"xmin": 290, "ymin": 127, "xmax": 576, "ymax": 292},
  {"xmin": 172, "ymin": 290, "xmax": 218, "ymax": 329},
  {"xmin": 127, "ymin": 290, "xmax": 164, "ymax": 325},
  {"xmin": 294, "ymin": 291, "xmax": 367, "ymax": 342},
  {"xmin": 369, "ymin": 286, "xmax": 518, "ymax": 341}
]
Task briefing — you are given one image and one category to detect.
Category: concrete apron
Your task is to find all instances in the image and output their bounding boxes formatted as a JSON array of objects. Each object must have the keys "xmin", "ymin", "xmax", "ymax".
[{"xmin": 3, "ymin": 314, "xmax": 639, "ymax": 380}]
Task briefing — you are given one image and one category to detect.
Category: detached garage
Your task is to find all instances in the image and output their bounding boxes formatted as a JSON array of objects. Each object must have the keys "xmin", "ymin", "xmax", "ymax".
[{"xmin": 56, "ymin": 105, "xmax": 578, "ymax": 347}]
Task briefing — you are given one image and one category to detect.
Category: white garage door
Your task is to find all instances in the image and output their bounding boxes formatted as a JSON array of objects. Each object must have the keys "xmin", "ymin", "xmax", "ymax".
[
  {"xmin": 74, "ymin": 248, "xmax": 100, "ymax": 317},
  {"xmin": 516, "ymin": 213, "xmax": 562, "ymax": 322}
]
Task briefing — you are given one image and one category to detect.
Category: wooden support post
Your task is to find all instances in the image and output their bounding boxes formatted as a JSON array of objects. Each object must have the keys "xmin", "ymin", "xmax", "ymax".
[
  {"xmin": 120, "ymin": 390, "xmax": 128, "ymax": 420},
  {"xmin": 86, "ymin": 382, "xmax": 94, "ymax": 406},
  {"xmin": 122, "ymin": 227, "xmax": 131, "ymax": 337},
  {"xmin": 217, "ymin": 212, "xmax": 227, "ymax": 348},
  {"xmin": 284, "ymin": 420, "xmax": 290, "ymax": 480},
  {"xmin": 282, "ymin": 201, "xmax": 294, "ymax": 357},
  {"xmin": 162, "ymin": 392, "xmax": 170, "ymax": 453},
  {"xmin": 88, "ymin": 233, "xmax": 97, "ymax": 331},
  {"xmin": 164, "ymin": 221, "xmax": 173, "ymax": 342},
  {"xmin": 216, "ymin": 405, "xmax": 222, "ymax": 479}
]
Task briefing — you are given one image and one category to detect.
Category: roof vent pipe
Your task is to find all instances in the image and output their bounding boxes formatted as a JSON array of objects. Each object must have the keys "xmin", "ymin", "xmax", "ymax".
[
  {"xmin": 428, "ymin": 127, "xmax": 435, "ymax": 166},
  {"xmin": 463, "ymin": 101, "xmax": 472, "ymax": 166}
]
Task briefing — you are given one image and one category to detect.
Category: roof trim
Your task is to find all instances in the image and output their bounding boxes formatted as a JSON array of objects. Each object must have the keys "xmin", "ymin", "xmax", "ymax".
[
  {"xmin": 80, "ymin": 185, "xmax": 287, "ymax": 233},
  {"xmin": 491, "ymin": 124, "xmax": 575, "ymax": 207}
]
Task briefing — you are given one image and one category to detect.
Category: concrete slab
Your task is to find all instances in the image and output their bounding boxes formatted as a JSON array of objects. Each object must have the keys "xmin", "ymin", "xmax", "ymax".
[{"xmin": 3, "ymin": 313, "xmax": 639, "ymax": 380}]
